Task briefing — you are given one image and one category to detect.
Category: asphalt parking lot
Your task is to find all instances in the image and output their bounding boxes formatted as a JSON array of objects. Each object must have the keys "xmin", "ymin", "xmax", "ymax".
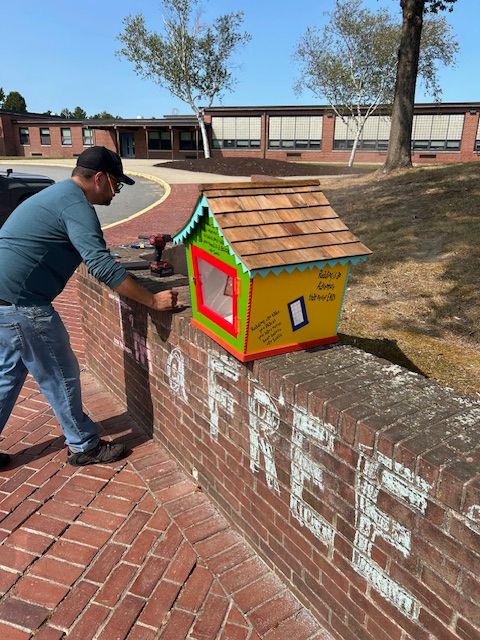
[{"xmin": 2, "ymin": 164, "xmax": 165, "ymax": 227}]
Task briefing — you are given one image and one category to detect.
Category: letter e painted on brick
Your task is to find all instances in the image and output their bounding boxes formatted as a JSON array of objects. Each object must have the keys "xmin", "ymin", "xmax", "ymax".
[
  {"xmin": 353, "ymin": 450, "xmax": 431, "ymax": 620},
  {"xmin": 290, "ymin": 406, "xmax": 336, "ymax": 549}
]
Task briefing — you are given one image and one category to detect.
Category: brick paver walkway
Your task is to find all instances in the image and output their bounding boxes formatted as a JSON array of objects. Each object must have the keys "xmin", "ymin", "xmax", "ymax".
[
  {"xmin": 0, "ymin": 203, "xmax": 328, "ymax": 638},
  {"xmin": 103, "ymin": 184, "xmax": 198, "ymax": 245}
]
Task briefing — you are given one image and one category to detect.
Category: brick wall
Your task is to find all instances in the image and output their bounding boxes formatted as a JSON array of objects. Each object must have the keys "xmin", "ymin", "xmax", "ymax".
[
  {"xmin": 78, "ymin": 267, "xmax": 480, "ymax": 640},
  {"xmin": 0, "ymin": 114, "xmax": 20, "ymax": 156},
  {"xmin": 8, "ymin": 123, "xmax": 116, "ymax": 158}
]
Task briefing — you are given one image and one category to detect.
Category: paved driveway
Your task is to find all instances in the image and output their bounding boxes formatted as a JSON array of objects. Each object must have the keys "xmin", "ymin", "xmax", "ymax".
[{"xmin": 0, "ymin": 164, "xmax": 165, "ymax": 227}]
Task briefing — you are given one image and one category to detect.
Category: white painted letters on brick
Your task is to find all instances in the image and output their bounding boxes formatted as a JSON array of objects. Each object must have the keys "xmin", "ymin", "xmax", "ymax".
[
  {"xmin": 290, "ymin": 406, "xmax": 336, "ymax": 549},
  {"xmin": 248, "ymin": 385, "xmax": 280, "ymax": 492},
  {"xmin": 353, "ymin": 449, "xmax": 431, "ymax": 620},
  {"xmin": 207, "ymin": 350, "xmax": 241, "ymax": 440},
  {"xmin": 167, "ymin": 347, "xmax": 188, "ymax": 403},
  {"xmin": 109, "ymin": 293, "xmax": 152, "ymax": 372},
  {"xmin": 466, "ymin": 505, "xmax": 480, "ymax": 535},
  {"xmin": 133, "ymin": 333, "xmax": 153, "ymax": 373}
]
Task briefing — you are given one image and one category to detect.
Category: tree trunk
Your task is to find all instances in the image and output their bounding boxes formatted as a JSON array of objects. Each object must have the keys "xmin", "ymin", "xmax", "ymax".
[
  {"xmin": 348, "ymin": 135, "xmax": 360, "ymax": 168},
  {"xmin": 197, "ymin": 113, "xmax": 211, "ymax": 159},
  {"xmin": 383, "ymin": 0, "xmax": 425, "ymax": 172}
]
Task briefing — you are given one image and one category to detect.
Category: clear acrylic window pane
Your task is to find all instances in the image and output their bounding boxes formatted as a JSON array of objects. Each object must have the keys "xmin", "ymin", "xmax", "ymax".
[{"xmin": 198, "ymin": 258, "xmax": 234, "ymax": 324}]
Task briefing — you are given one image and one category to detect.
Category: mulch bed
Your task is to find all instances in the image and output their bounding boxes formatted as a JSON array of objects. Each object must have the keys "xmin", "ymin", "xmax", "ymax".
[{"xmin": 156, "ymin": 157, "xmax": 373, "ymax": 177}]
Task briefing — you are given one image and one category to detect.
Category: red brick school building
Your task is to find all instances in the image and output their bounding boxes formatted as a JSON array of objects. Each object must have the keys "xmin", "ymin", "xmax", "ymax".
[{"xmin": 1, "ymin": 102, "xmax": 480, "ymax": 165}]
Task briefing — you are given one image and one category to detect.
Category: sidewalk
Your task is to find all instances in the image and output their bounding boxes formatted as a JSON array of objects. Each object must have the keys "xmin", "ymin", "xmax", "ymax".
[
  {"xmin": 0, "ymin": 280, "xmax": 327, "ymax": 635},
  {"xmin": 0, "ymin": 157, "xmax": 252, "ymax": 185}
]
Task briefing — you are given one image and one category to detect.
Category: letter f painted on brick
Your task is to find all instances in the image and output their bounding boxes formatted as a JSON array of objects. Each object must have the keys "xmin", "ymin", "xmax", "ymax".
[{"xmin": 207, "ymin": 350, "xmax": 241, "ymax": 440}]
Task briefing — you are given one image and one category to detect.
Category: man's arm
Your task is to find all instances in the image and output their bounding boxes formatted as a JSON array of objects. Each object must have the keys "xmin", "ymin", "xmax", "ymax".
[{"xmin": 114, "ymin": 274, "xmax": 178, "ymax": 311}]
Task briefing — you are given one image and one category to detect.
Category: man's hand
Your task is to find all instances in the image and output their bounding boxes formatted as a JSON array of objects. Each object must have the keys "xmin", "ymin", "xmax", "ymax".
[
  {"xmin": 114, "ymin": 274, "xmax": 178, "ymax": 311},
  {"xmin": 151, "ymin": 289, "xmax": 178, "ymax": 311}
]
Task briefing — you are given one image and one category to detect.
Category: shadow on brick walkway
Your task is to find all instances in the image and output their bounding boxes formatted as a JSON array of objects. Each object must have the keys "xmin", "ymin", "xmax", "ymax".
[{"xmin": 0, "ymin": 258, "xmax": 329, "ymax": 636}]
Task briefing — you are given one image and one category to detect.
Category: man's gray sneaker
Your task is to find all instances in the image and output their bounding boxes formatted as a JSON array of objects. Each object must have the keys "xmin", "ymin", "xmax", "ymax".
[{"xmin": 67, "ymin": 440, "xmax": 128, "ymax": 466}]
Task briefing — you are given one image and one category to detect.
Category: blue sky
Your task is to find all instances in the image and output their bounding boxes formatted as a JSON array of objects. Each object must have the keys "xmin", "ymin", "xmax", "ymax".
[{"xmin": 0, "ymin": 0, "xmax": 474, "ymax": 118}]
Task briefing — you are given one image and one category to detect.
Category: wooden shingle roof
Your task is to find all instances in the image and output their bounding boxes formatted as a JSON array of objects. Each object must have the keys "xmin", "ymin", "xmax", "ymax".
[{"xmin": 199, "ymin": 179, "xmax": 371, "ymax": 272}]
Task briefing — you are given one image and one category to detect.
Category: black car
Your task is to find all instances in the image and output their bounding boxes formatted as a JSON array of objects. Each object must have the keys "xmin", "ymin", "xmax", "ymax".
[{"xmin": 0, "ymin": 168, "xmax": 55, "ymax": 227}]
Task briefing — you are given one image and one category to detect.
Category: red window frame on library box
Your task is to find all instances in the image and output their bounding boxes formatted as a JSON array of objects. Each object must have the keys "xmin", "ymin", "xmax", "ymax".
[{"xmin": 191, "ymin": 244, "xmax": 239, "ymax": 337}]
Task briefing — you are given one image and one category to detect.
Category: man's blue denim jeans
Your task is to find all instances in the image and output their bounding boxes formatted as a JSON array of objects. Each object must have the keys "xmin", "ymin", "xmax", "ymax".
[{"xmin": 0, "ymin": 303, "xmax": 99, "ymax": 453}]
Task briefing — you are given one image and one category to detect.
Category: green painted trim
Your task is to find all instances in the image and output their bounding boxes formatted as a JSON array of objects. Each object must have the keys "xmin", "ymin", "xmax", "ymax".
[
  {"xmin": 174, "ymin": 196, "xmax": 250, "ymax": 273},
  {"xmin": 185, "ymin": 216, "xmax": 250, "ymax": 353},
  {"xmin": 173, "ymin": 195, "xmax": 204, "ymax": 244}
]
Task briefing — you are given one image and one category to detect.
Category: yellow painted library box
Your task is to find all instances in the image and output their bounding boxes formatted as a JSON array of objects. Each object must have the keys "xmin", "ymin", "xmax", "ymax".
[{"xmin": 173, "ymin": 179, "xmax": 371, "ymax": 362}]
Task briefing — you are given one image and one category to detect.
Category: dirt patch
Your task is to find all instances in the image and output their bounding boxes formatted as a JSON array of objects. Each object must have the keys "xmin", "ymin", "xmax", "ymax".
[{"xmin": 157, "ymin": 157, "xmax": 374, "ymax": 177}]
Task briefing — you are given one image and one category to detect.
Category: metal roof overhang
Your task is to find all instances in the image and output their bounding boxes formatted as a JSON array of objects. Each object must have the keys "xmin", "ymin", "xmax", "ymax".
[
  {"xmin": 13, "ymin": 117, "xmax": 199, "ymax": 128},
  {"xmin": 204, "ymin": 102, "xmax": 480, "ymax": 115},
  {"xmin": 87, "ymin": 118, "xmax": 199, "ymax": 130}
]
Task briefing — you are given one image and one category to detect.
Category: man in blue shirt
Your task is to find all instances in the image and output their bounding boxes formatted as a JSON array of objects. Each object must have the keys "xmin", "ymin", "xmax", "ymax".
[{"xmin": 0, "ymin": 146, "xmax": 177, "ymax": 469}]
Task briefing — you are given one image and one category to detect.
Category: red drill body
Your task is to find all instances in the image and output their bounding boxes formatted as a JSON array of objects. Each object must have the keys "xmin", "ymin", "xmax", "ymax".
[{"xmin": 149, "ymin": 233, "xmax": 174, "ymax": 277}]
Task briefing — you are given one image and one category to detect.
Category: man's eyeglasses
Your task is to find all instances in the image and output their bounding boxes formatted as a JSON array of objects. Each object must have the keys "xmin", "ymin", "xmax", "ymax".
[{"xmin": 106, "ymin": 173, "xmax": 124, "ymax": 194}]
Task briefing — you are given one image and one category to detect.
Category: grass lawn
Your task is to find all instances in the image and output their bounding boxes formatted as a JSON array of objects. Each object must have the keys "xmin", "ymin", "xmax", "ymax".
[{"xmin": 319, "ymin": 162, "xmax": 480, "ymax": 399}]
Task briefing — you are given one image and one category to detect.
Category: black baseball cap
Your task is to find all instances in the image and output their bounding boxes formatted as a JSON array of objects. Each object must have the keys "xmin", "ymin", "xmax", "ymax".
[{"xmin": 76, "ymin": 146, "xmax": 135, "ymax": 185}]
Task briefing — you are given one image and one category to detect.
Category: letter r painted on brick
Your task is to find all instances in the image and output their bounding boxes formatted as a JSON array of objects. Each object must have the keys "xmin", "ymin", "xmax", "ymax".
[{"xmin": 248, "ymin": 385, "xmax": 280, "ymax": 493}]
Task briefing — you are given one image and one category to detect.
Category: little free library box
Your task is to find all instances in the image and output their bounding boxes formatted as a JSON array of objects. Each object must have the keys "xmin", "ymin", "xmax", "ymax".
[{"xmin": 173, "ymin": 179, "xmax": 371, "ymax": 362}]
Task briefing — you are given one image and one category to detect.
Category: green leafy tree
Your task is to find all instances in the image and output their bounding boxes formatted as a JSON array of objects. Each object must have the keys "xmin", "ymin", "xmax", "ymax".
[
  {"xmin": 72, "ymin": 106, "xmax": 87, "ymax": 119},
  {"xmin": 90, "ymin": 111, "xmax": 117, "ymax": 119},
  {"xmin": 2, "ymin": 91, "xmax": 27, "ymax": 112},
  {"xmin": 0, "ymin": 87, "xmax": 5, "ymax": 107},
  {"xmin": 117, "ymin": 0, "xmax": 251, "ymax": 158},
  {"xmin": 295, "ymin": 0, "xmax": 457, "ymax": 167},
  {"xmin": 60, "ymin": 106, "xmax": 88, "ymax": 119},
  {"xmin": 384, "ymin": 0, "xmax": 458, "ymax": 172},
  {"xmin": 295, "ymin": 0, "xmax": 397, "ymax": 167}
]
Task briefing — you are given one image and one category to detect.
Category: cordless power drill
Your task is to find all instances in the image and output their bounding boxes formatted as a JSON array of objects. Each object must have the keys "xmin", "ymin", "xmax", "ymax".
[{"xmin": 149, "ymin": 233, "xmax": 174, "ymax": 277}]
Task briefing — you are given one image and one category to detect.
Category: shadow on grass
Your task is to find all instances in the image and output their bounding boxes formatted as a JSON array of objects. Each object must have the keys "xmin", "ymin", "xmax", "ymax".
[
  {"xmin": 324, "ymin": 163, "xmax": 480, "ymax": 344},
  {"xmin": 338, "ymin": 332, "xmax": 426, "ymax": 377}
]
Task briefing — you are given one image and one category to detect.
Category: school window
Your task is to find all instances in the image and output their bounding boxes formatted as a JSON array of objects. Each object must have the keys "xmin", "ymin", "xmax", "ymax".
[
  {"xmin": 82, "ymin": 127, "xmax": 93, "ymax": 145},
  {"xmin": 40, "ymin": 128, "xmax": 51, "ymax": 145},
  {"xmin": 333, "ymin": 115, "xmax": 390, "ymax": 151},
  {"xmin": 61, "ymin": 127, "xmax": 72, "ymax": 146},
  {"xmin": 148, "ymin": 129, "xmax": 172, "ymax": 150},
  {"xmin": 333, "ymin": 114, "xmax": 464, "ymax": 152},
  {"xmin": 191, "ymin": 245, "xmax": 239, "ymax": 337},
  {"xmin": 411, "ymin": 114, "xmax": 463, "ymax": 151},
  {"xmin": 212, "ymin": 117, "xmax": 261, "ymax": 149},
  {"xmin": 19, "ymin": 127, "xmax": 30, "ymax": 145},
  {"xmin": 268, "ymin": 116, "xmax": 322, "ymax": 150},
  {"xmin": 179, "ymin": 130, "xmax": 197, "ymax": 150},
  {"xmin": 476, "ymin": 119, "xmax": 480, "ymax": 151}
]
